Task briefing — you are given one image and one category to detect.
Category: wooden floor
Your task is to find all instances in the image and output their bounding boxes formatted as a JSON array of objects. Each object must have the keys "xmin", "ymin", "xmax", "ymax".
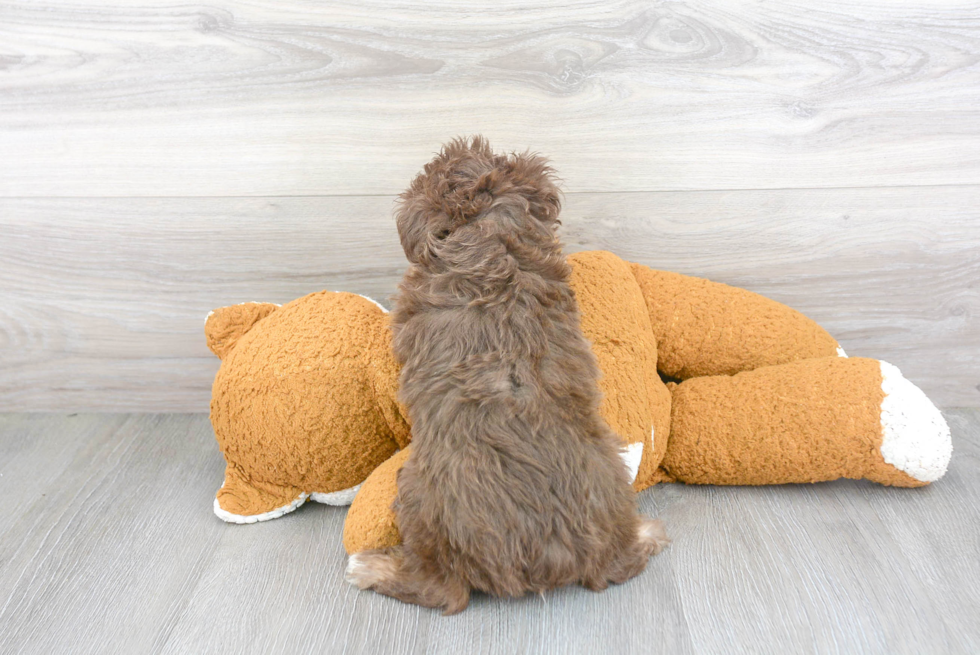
[{"xmin": 1, "ymin": 411, "xmax": 978, "ymax": 654}]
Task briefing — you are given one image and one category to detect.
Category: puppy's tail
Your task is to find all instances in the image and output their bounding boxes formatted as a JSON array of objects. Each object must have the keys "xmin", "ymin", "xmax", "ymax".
[{"xmin": 345, "ymin": 546, "xmax": 470, "ymax": 615}]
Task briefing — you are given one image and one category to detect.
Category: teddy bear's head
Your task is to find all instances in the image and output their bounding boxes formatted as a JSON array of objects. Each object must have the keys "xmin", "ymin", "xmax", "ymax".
[{"xmin": 206, "ymin": 292, "xmax": 411, "ymax": 522}]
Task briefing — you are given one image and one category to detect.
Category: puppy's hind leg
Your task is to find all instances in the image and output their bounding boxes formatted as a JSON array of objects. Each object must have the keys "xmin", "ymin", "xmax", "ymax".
[
  {"xmin": 346, "ymin": 547, "xmax": 470, "ymax": 615},
  {"xmin": 602, "ymin": 517, "xmax": 671, "ymax": 587}
]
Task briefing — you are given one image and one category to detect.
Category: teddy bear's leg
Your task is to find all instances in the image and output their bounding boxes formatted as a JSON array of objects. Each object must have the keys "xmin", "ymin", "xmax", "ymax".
[
  {"xmin": 629, "ymin": 262, "xmax": 843, "ymax": 379},
  {"xmin": 214, "ymin": 463, "xmax": 308, "ymax": 524},
  {"xmin": 663, "ymin": 357, "xmax": 951, "ymax": 487}
]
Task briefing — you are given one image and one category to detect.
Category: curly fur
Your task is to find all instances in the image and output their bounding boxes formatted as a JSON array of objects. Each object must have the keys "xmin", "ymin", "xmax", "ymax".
[{"xmin": 346, "ymin": 136, "xmax": 668, "ymax": 614}]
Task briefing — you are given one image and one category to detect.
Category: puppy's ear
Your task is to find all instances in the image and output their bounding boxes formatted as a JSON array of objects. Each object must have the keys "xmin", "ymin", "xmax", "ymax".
[
  {"xmin": 394, "ymin": 198, "xmax": 429, "ymax": 264},
  {"xmin": 509, "ymin": 151, "xmax": 562, "ymax": 226},
  {"xmin": 396, "ymin": 137, "xmax": 493, "ymax": 264},
  {"xmin": 395, "ymin": 197, "xmax": 452, "ymax": 265}
]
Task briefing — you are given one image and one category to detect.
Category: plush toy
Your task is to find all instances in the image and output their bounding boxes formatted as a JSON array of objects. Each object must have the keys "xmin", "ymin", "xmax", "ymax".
[{"xmin": 205, "ymin": 250, "xmax": 952, "ymax": 554}]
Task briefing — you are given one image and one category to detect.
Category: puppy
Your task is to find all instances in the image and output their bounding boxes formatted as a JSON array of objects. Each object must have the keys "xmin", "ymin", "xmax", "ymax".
[{"xmin": 346, "ymin": 136, "xmax": 668, "ymax": 613}]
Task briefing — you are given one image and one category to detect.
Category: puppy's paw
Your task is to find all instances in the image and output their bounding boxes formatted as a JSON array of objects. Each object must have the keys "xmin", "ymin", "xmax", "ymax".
[
  {"xmin": 345, "ymin": 553, "xmax": 371, "ymax": 589},
  {"xmin": 638, "ymin": 518, "xmax": 671, "ymax": 556},
  {"xmin": 345, "ymin": 551, "xmax": 396, "ymax": 589}
]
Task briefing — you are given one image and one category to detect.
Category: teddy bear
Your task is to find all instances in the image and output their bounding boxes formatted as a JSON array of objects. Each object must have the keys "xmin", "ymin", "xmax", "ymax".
[{"xmin": 204, "ymin": 250, "xmax": 952, "ymax": 553}]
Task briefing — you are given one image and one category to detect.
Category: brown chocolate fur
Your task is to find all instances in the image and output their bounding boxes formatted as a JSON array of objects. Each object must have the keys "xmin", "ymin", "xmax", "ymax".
[{"xmin": 345, "ymin": 136, "xmax": 668, "ymax": 613}]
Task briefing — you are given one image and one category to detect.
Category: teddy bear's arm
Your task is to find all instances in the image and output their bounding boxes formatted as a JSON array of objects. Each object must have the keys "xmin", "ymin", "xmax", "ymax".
[
  {"xmin": 205, "ymin": 302, "xmax": 279, "ymax": 359},
  {"xmin": 343, "ymin": 448, "xmax": 409, "ymax": 554},
  {"xmin": 214, "ymin": 463, "xmax": 307, "ymax": 523},
  {"xmin": 629, "ymin": 263, "xmax": 842, "ymax": 379}
]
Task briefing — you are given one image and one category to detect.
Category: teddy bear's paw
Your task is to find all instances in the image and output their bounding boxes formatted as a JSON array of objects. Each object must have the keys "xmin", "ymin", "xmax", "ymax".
[
  {"xmin": 213, "ymin": 465, "xmax": 309, "ymax": 524},
  {"xmin": 213, "ymin": 494, "xmax": 309, "ymax": 524},
  {"xmin": 309, "ymin": 483, "xmax": 363, "ymax": 507},
  {"xmin": 877, "ymin": 361, "xmax": 952, "ymax": 484}
]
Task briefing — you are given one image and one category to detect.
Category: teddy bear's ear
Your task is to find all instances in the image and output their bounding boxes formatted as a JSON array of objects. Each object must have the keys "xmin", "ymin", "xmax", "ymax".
[{"xmin": 205, "ymin": 302, "xmax": 279, "ymax": 359}]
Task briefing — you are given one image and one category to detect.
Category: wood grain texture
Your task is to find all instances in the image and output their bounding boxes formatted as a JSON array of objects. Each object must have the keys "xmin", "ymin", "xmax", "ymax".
[
  {"xmin": 0, "ymin": 412, "xmax": 977, "ymax": 653},
  {"xmin": 1, "ymin": 0, "xmax": 979, "ymax": 195},
  {"xmin": 2, "ymin": 187, "xmax": 977, "ymax": 411},
  {"xmin": 0, "ymin": 414, "xmax": 225, "ymax": 654}
]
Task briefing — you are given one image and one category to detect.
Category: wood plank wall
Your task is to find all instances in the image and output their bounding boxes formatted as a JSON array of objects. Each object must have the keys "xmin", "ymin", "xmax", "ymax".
[{"xmin": 1, "ymin": 1, "xmax": 978, "ymax": 410}]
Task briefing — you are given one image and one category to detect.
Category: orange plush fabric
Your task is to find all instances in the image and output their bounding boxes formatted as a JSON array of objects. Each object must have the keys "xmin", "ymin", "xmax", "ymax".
[
  {"xmin": 664, "ymin": 357, "xmax": 922, "ymax": 487},
  {"xmin": 568, "ymin": 251, "xmax": 672, "ymax": 490},
  {"xmin": 336, "ymin": 256, "xmax": 949, "ymax": 553},
  {"xmin": 629, "ymin": 265, "xmax": 841, "ymax": 379},
  {"xmin": 342, "ymin": 448, "xmax": 411, "ymax": 554},
  {"xmin": 206, "ymin": 302, "xmax": 279, "ymax": 359},
  {"xmin": 208, "ymin": 292, "xmax": 410, "ymax": 517},
  {"xmin": 207, "ymin": 251, "xmax": 675, "ymax": 519},
  {"xmin": 341, "ymin": 356, "xmax": 936, "ymax": 553},
  {"xmin": 205, "ymin": 250, "xmax": 949, "ymax": 544}
]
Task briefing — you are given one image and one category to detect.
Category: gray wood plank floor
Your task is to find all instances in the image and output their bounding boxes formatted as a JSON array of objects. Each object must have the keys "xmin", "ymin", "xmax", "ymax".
[{"xmin": 1, "ymin": 412, "xmax": 978, "ymax": 654}]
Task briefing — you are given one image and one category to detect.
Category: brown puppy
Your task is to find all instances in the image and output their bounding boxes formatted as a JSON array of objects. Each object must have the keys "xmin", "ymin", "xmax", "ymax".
[{"xmin": 345, "ymin": 137, "xmax": 668, "ymax": 613}]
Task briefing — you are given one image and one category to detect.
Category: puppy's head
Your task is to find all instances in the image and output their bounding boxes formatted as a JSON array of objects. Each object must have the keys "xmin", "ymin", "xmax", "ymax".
[{"xmin": 395, "ymin": 136, "xmax": 562, "ymax": 266}]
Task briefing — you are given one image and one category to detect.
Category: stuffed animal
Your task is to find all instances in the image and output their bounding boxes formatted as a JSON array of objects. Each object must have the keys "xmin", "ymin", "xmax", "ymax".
[{"xmin": 205, "ymin": 250, "xmax": 952, "ymax": 553}]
